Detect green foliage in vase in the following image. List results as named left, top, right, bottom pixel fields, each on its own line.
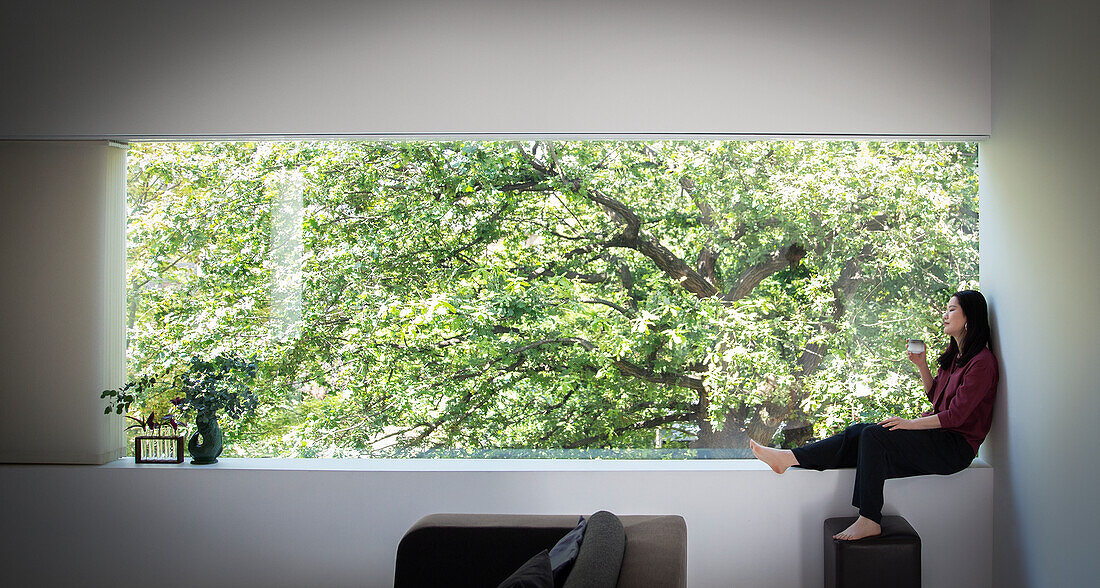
left=169, top=355, right=259, bottom=425
left=124, top=140, right=978, bottom=456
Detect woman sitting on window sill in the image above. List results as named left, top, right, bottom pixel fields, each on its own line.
left=750, top=289, right=998, bottom=541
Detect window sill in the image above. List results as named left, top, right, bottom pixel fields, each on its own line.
left=96, top=456, right=991, bottom=472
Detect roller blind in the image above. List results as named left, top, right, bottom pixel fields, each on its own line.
left=0, top=0, right=989, bottom=139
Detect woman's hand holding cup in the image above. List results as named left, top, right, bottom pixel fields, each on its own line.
left=906, top=339, right=927, bottom=367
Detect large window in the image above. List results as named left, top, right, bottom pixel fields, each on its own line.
left=125, top=140, right=978, bottom=457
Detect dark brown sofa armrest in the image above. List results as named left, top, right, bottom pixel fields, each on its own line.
left=616, top=515, right=688, bottom=588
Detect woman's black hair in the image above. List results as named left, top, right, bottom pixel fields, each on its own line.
left=937, top=289, right=993, bottom=371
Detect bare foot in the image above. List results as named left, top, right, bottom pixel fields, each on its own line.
left=749, top=439, right=798, bottom=474
left=833, top=516, right=882, bottom=541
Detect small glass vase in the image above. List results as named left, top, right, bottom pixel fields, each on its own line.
left=134, top=432, right=185, bottom=464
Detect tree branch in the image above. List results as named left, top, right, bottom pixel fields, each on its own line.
left=679, top=176, right=721, bottom=289
left=731, top=218, right=781, bottom=241
left=696, top=246, right=719, bottom=287
left=516, top=143, right=718, bottom=298
left=578, top=298, right=636, bottom=319
left=607, top=233, right=719, bottom=298
left=680, top=177, right=717, bottom=229
left=796, top=244, right=873, bottom=377
left=563, top=411, right=697, bottom=449
left=721, top=243, right=807, bottom=302
left=526, top=242, right=610, bottom=282
left=611, top=357, right=706, bottom=393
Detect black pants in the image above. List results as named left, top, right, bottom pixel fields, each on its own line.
left=791, top=423, right=975, bottom=524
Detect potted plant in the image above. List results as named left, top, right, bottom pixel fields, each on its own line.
left=102, top=354, right=259, bottom=465
left=129, top=411, right=185, bottom=463
left=169, top=354, right=259, bottom=465
left=102, top=375, right=186, bottom=463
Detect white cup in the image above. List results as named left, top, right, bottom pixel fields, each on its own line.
left=906, top=339, right=926, bottom=354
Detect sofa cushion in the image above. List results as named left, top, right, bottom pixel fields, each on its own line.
left=548, top=516, right=586, bottom=586
left=562, top=511, right=625, bottom=588
left=497, top=549, right=555, bottom=588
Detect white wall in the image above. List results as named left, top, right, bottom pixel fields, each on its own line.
left=0, top=1, right=1010, bottom=586
left=0, top=141, right=126, bottom=464
left=0, top=460, right=992, bottom=588
left=980, top=1, right=1100, bottom=586
left=0, top=0, right=994, bottom=467
left=0, top=0, right=989, bottom=139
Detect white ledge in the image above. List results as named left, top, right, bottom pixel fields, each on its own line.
left=3, top=456, right=994, bottom=588
left=90, top=456, right=991, bottom=472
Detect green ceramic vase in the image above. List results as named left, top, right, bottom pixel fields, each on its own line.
left=187, top=417, right=224, bottom=465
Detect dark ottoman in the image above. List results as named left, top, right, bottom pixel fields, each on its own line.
left=824, top=516, right=920, bottom=588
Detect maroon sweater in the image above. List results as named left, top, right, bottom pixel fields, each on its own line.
left=921, top=347, right=999, bottom=455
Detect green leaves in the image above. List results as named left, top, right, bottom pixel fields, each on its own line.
left=172, top=354, right=259, bottom=424
left=101, top=374, right=158, bottom=418
left=124, top=139, right=978, bottom=454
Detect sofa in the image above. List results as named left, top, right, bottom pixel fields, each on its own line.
left=394, top=512, right=688, bottom=588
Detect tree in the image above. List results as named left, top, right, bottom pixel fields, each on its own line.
left=125, top=140, right=978, bottom=457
